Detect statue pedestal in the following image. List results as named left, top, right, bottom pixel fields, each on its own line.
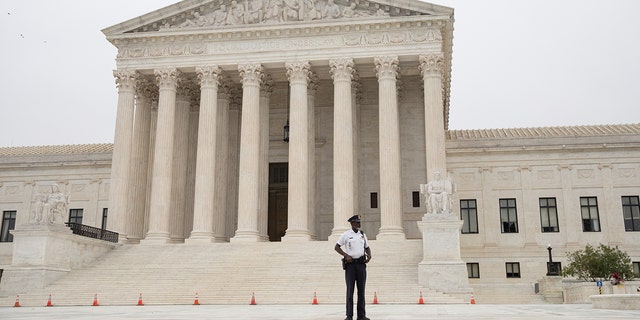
left=0, top=223, right=116, bottom=294
left=417, top=214, right=472, bottom=299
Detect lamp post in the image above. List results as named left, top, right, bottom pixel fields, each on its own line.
left=546, top=244, right=559, bottom=276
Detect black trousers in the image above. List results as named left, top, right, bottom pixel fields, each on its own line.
left=345, top=261, right=367, bottom=318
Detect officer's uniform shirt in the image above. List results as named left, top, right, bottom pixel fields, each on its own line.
left=336, top=229, right=369, bottom=259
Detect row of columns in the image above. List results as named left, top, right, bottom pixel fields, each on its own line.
left=107, top=53, right=446, bottom=243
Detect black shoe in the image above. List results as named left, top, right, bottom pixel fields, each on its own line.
left=345, top=317, right=353, bottom=320
left=357, top=317, right=370, bottom=320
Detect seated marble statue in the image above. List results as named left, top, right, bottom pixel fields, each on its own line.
left=42, top=184, right=69, bottom=225
left=420, top=172, right=453, bottom=214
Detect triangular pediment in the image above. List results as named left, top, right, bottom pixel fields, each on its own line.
left=102, top=0, right=453, bottom=36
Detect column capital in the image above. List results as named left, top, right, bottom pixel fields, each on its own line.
left=285, top=61, right=311, bottom=84
left=419, top=53, right=445, bottom=77
left=154, top=68, right=183, bottom=89
left=261, top=74, right=274, bottom=97
left=329, top=58, right=355, bottom=82
left=113, top=69, right=140, bottom=92
left=238, top=63, right=264, bottom=86
left=308, top=72, right=319, bottom=96
left=196, top=65, right=223, bottom=89
left=374, top=56, right=399, bottom=80
left=136, top=76, right=158, bottom=103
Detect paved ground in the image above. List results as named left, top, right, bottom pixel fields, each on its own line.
left=2, top=304, right=639, bottom=320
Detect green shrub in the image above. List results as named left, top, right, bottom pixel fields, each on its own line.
left=561, top=243, right=634, bottom=282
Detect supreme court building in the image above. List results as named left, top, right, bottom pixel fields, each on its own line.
left=1, top=0, right=639, bottom=305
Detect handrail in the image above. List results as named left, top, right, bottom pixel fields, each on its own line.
left=65, top=222, right=119, bottom=243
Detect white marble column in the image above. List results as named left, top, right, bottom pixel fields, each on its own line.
left=212, top=78, right=232, bottom=242
left=419, top=54, right=447, bottom=179
left=307, top=74, right=318, bottom=239
left=188, top=66, right=222, bottom=243
left=127, top=77, right=155, bottom=243
left=184, top=102, right=200, bottom=238
left=232, top=63, right=264, bottom=242
left=226, top=85, right=243, bottom=239
left=375, top=56, right=405, bottom=240
left=284, top=61, right=312, bottom=241
left=169, top=81, right=195, bottom=242
left=108, top=69, right=139, bottom=240
left=351, top=74, right=361, bottom=222
left=258, top=76, right=273, bottom=241
left=144, top=68, right=182, bottom=243
left=329, top=58, right=355, bottom=238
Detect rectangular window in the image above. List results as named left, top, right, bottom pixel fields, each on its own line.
left=506, top=262, right=521, bottom=278
left=633, top=261, right=640, bottom=278
left=412, top=191, right=420, bottom=208
left=68, top=209, right=83, bottom=225
left=622, top=196, right=640, bottom=231
left=539, top=197, right=559, bottom=232
left=460, top=199, right=478, bottom=234
left=370, top=192, right=378, bottom=209
left=580, top=197, right=600, bottom=232
left=467, top=263, right=480, bottom=278
left=101, top=208, right=108, bottom=230
left=500, top=198, right=518, bottom=233
left=1, top=211, right=17, bottom=242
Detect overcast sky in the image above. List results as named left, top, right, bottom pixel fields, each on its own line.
left=1, top=0, right=638, bottom=147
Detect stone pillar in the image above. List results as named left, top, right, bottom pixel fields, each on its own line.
left=419, top=54, right=447, bottom=178
left=374, top=56, right=405, bottom=240
left=284, top=61, right=312, bottom=241
left=184, top=101, right=200, bottom=238
left=144, top=68, right=182, bottom=243
left=213, top=79, right=233, bottom=242
left=169, top=80, right=194, bottom=242
left=226, top=85, right=243, bottom=239
left=107, top=70, right=138, bottom=239
left=258, top=76, right=273, bottom=241
left=308, top=74, right=318, bottom=239
left=232, top=63, right=264, bottom=242
left=188, top=66, right=222, bottom=243
left=351, top=74, right=361, bottom=221
left=329, top=58, right=355, bottom=239
left=417, top=214, right=472, bottom=299
left=127, top=77, right=155, bottom=243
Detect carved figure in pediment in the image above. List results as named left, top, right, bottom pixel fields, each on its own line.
left=265, top=0, right=285, bottom=22
left=245, top=0, right=265, bottom=24
left=210, top=4, right=229, bottom=26
left=342, top=2, right=356, bottom=18
left=283, top=0, right=300, bottom=21
left=302, top=0, right=320, bottom=20
left=227, top=0, right=246, bottom=25
left=322, top=0, right=341, bottom=19
left=179, top=11, right=208, bottom=28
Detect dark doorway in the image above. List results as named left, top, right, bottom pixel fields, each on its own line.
left=268, top=163, right=288, bottom=241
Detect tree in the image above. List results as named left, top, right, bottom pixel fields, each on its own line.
left=562, top=243, right=634, bottom=282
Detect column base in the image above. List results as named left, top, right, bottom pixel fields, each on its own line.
left=282, top=230, right=312, bottom=241
left=376, top=227, right=406, bottom=241
left=230, top=230, right=263, bottom=242
left=140, top=232, right=171, bottom=244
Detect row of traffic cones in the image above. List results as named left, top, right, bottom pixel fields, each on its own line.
left=12, top=291, right=474, bottom=307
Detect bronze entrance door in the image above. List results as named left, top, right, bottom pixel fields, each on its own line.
left=268, top=163, right=288, bottom=241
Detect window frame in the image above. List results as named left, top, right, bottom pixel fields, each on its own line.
left=622, top=196, right=640, bottom=232
left=580, top=196, right=601, bottom=232
left=1, top=210, right=17, bottom=242
left=539, top=197, right=559, bottom=233
left=499, top=198, right=519, bottom=233
left=505, top=262, right=521, bottom=278
left=68, top=208, right=84, bottom=225
left=460, top=199, right=479, bottom=234
left=467, top=262, right=480, bottom=278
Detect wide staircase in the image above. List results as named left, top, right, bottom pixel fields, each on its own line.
left=5, top=240, right=466, bottom=306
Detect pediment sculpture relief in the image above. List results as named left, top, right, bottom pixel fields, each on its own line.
left=158, top=0, right=392, bottom=31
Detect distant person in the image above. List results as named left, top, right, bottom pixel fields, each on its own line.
left=335, top=215, right=371, bottom=320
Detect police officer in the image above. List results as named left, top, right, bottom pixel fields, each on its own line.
left=334, top=215, right=371, bottom=320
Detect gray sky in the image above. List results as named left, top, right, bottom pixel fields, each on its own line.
left=1, top=0, right=638, bottom=147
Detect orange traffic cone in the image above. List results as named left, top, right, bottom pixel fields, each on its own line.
left=137, top=293, right=144, bottom=306
left=46, top=294, right=53, bottom=307
left=193, top=292, right=200, bottom=305
left=418, top=291, right=424, bottom=304
left=312, top=291, right=318, bottom=305
left=14, top=295, right=21, bottom=307
left=250, top=292, right=257, bottom=305
left=470, top=292, right=476, bottom=304
left=373, top=292, right=378, bottom=304
left=92, top=293, right=99, bottom=306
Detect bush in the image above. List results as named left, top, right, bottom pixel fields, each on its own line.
left=561, top=243, right=634, bottom=282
